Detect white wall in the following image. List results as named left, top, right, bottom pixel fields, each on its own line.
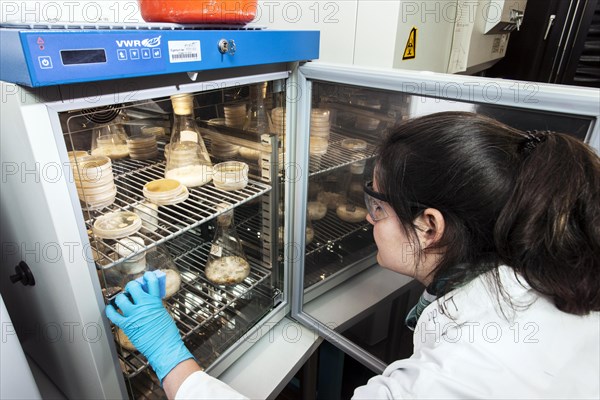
left=254, top=1, right=359, bottom=65
left=0, top=0, right=523, bottom=73
left=1, top=295, right=42, bottom=400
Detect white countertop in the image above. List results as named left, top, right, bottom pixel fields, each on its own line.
left=218, top=317, right=323, bottom=399
left=304, top=266, right=413, bottom=329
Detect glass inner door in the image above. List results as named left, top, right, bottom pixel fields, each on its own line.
left=301, top=78, right=595, bottom=369
left=60, top=80, right=287, bottom=398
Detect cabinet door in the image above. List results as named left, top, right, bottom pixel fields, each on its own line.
left=290, top=63, right=599, bottom=372
left=0, top=83, right=127, bottom=399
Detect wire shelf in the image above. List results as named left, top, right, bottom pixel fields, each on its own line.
left=117, top=230, right=272, bottom=380
left=306, top=209, right=371, bottom=257
left=309, top=132, right=377, bottom=176
left=78, top=157, right=271, bottom=270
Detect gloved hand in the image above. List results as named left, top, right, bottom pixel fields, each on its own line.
left=105, top=271, right=194, bottom=382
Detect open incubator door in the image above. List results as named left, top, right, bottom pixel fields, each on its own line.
left=288, top=63, right=599, bottom=373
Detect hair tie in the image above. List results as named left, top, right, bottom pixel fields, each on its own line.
left=521, top=130, right=549, bottom=154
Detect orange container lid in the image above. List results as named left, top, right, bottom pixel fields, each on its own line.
left=139, top=0, right=258, bottom=24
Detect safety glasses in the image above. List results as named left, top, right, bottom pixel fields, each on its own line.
left=363, top=180, right=390, bottom=221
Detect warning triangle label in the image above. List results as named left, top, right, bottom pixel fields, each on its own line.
left=403, top=27, right=417, bottom=60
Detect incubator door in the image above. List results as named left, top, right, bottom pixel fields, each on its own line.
left=290, top=64, right=599, bottom=373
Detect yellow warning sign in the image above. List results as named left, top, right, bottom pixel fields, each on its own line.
left=403, top=27, right=417, bottom=60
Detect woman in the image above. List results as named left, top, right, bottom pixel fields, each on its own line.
left=107, top=112, right=600, bottom=399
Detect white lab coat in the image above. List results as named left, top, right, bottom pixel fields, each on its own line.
left=176, top=265, right=600, bottom=399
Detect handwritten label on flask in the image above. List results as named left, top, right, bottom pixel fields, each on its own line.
left=180, top=130, right=199, bottom=143
left=210, top=244, right=223, bottom=257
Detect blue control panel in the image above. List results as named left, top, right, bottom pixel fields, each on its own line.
left=0, top=27, right=319, bottom=87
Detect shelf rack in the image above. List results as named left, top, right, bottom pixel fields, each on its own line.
left=117, top=230, right=273, bottom=380
left=306, top=211, right=370, bottom=257
left=308, top=132, right=377, bottom=176
left=76, top=157, right=271, bottom=270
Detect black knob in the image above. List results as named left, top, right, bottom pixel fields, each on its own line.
left=10, top=261, right=35, bottom=286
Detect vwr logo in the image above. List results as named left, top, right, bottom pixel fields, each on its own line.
left=116, top=36, right=161, bottom=48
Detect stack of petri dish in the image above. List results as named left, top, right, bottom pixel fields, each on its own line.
left=207, top=119, right=240, bottom=158
left=356, top=116, right=380, bottom=131
left=309, top=137, right=329, bottom=171
left=212, top=140, right=240, bottom=158
left=341, top=139, right=368, bottom=174
left=141, top=126, right=167, bottom=138
left=127, top=135, right=158, bottom=160
left=68, top=150, right=89, bottom=163
left=271, top=107, right=286, bottom=136
left=354, top=98, right=382, bottom=131
left=310, top=108, right=331, bottom=139
left=309, top=108, right=331, bottom=171
left=213, top=161, right=249, bottom=191
left=223, top=103, right=247, bottom=129
left=73, top=155, right=117, bottom=210
left=143, top=178, right=189, bottom=206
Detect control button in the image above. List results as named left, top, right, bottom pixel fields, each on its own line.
left=141, top=48, right=151, bottom=59
left=38, top=56, right=53, bottom=69
left=152, top=48, right=162, bottom=58
left=117, top=49, right=128, bottom=61
left=130, top=49, right=140, bottom=60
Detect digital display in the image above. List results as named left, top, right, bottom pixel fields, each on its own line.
left=60, top=49, right=106, bottom=65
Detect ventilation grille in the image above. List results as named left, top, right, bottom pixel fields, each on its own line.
left=573, top=2, right=600, bottom=87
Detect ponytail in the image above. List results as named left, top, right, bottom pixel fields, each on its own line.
left=376, top=112, right=599, bottom=315
left=495, top=132, right=600, bottom=315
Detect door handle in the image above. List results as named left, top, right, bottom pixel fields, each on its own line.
left=10, top=261, right=36, bottom=286
left=544, top=15, right=556, bottom=40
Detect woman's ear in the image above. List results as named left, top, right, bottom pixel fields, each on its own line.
left=414, top=208, right=445, bottom=249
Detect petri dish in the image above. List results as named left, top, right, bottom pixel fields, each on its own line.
left=152, top=185, right=189, bottom=206
left=92, top=211, right=142, bottom=239
left=143, top=179, right=183, bottom=200
left=68, top=150, right=89, bottom=162
left=341, top=139, right=368, bottom=151
left=309, top=137, right=329, bottom=155
left=311, top=108, right=330, bottom=121
left=213, top=161, right=249, bottom=191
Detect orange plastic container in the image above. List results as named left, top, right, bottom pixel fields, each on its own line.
left=139, top=0, right=258, bottom=24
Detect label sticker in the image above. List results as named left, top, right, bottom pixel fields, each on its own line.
left=210, top=244, right=222, bottom=257
left=403, top=27, right=417, bottom=60
left=168, top=40, right=201, bottom=63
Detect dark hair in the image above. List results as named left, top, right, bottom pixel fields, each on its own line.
left=375, top=111, right=600, bottom=315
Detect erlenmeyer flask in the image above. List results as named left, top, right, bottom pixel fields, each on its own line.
left=205, top=208, right=250, bottom=286
left=165, top=94, right=213, bottom=187
left=243, top=82, right=272, bottom=134
left=145, top=243, right=181, bottom=299
left=91, top=122, right=129, bottom=159
left=116, top=236, right=151, bottom=287
left=116, top=237, right=182, bottom=299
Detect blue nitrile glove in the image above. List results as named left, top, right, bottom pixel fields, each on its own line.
left=105, top=271, right=194, bottom=382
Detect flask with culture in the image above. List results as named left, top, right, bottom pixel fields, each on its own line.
left=205, top=208, right=251, bottom=286
left=91, top=117, right=130, bottom=160
left=165, top=94, right=213, bottom=187
left=243, top=82, right=272, bottom=134
left=116, top=237, right=182, bottom=299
